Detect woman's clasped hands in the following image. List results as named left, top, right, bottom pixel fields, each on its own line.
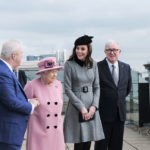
left=81, top=106, right=96, bottom=121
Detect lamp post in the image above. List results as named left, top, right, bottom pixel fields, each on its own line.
left=144, top=63, right=150, bottom=107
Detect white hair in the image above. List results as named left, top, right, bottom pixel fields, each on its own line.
left=105, top=40, right=120, bottom=49
left=1, top=40, right=22, bottom=58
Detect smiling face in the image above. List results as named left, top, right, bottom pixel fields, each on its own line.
left=75, top=45, right=88, bottom=61
left=105, top=43, right=121, bottom=64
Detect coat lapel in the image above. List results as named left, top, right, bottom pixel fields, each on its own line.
left=11, top=70, right=28, bottom=100
left=118, top=61, right=124, bottom=87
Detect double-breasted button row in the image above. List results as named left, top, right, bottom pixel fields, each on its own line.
left=46, top=114, right=58, bottom=117
left=47, top=102, right=58, bottom=105
left=46, top=100, right=59, bottom=130
left=46, top=126, right=58, bottom=129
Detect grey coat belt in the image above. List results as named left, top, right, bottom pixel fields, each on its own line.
left=72, top=86, right=92, bottom=93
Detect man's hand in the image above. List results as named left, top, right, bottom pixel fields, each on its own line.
left=29, top=98, right=40, bottom=108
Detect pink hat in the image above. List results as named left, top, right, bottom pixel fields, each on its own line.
left=36, top=57, right=63, bottom=75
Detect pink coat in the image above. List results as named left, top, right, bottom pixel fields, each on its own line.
left=24, top=78, right=65, bottom=150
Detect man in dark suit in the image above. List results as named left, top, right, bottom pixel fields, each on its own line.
left=18, top=70, right=27, bottom=88
left=0, top=40, right=39, bottom=150
left=95, top=40, right=132, bottom=150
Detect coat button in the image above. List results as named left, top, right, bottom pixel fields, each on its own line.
left=46, top=126, right=50, bottom=129
left=47, top=114, right=50, bottom=117
left=54, top=102, right=58, bottom=105
left=54, top=114, right=58, bottom=117
left=54, top=126, right=57, bottom=129
left=47, top=102, right=50, bottom=105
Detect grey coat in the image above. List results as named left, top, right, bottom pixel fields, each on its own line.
left=63, top=60, right=104, bottom=143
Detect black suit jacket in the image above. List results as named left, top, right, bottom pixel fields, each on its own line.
left=97, top=59, right=132, bottom=122
left=18, top=70, right=27, bottom=88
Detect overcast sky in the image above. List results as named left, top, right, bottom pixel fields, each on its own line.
left=0, top=0, right=150, bottom=72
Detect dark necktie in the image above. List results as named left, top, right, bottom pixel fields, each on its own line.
left=112, top=65, right=118, bottom=86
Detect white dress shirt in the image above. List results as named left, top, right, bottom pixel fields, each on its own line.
left=106, top=58, right=119, bottom=82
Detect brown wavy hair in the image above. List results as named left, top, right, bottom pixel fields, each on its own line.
left=68, top=44, right=93, bottom=69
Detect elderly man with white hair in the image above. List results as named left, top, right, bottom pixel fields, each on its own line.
left=0, top=40, right=39, bottom=150
left=95, top=40, right=132, bottom=150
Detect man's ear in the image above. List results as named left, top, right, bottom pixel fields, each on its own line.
left=11, top=53, right=16, bottom=60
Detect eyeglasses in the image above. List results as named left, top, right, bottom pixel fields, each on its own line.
left=105, top=49, right=120, bottom=53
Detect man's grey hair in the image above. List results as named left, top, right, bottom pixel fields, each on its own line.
left=1, top=40, right=22, bottom=58
left=105, top=40, right=120, bottom=50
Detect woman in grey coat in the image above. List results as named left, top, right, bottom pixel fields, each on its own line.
left=64, top=35, right=104, bottom=150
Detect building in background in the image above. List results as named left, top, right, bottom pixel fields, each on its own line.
left=26, top=55, right=39, bottom=61
left=26, top=49, right=67, bottom=65
left=56, top=49, right=67, bottom=65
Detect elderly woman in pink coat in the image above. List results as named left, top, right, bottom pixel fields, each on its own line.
left=24, top=57, right=65, bottom=150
